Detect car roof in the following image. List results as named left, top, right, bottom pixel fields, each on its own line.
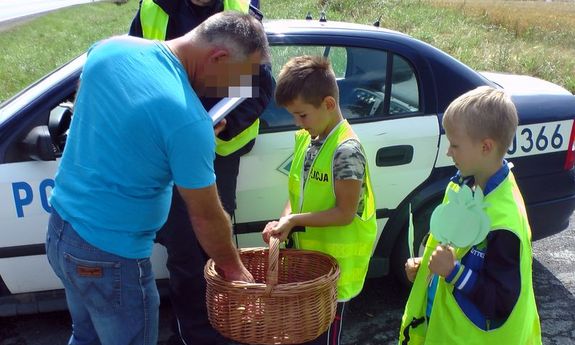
left=264, top=19, right=407, bottom=37
left=263, top=19, right=418, bottom=46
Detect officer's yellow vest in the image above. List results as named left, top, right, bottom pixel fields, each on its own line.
left=398, top=172, right=542, bottom=345
left=139, top=0, right=259, bottom=156
left=289, top=120, right=377, bottom=301
left=140, top=0, right=249, bottom=39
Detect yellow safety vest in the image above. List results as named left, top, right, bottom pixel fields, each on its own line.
left=289, top=120, right=377, bottom=301
left=140, top=0, right=249, bottom=40
left=398, top=172, right=542, bottom=345
left=139, top=0, right=259, bottom=156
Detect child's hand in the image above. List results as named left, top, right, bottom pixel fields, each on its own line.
left=268, top=215, right=295, bottom=242
left=405, top=257, right=422, bottom=282
left=262, top=221, right=279, bottom=244
left=428, top=244, right=456, bottom=278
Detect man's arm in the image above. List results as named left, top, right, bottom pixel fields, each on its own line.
left=177, top=184, right=253, bottom=282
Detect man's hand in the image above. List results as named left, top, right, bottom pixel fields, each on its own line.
left=221, top=264, right=255, bottom=283
left=178, top=184, right=253, bottom=283
left=214, top=118, right=227, bottom=136
left=428, top=244, right=456, bottom=278
left=405, top=257, right=422, bottom=283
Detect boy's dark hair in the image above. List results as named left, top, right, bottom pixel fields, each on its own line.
left=275, top=55, right=339, bottom=108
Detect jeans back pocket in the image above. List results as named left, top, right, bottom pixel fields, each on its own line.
left=64, top=252, right=122, bottom=314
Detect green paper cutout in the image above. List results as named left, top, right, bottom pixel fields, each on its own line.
left=408, top=203, right=414, bottom=258
left=430, top=185, right=491, bottom=248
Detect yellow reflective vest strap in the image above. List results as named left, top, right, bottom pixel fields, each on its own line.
left=223, top=0, right=249, bottom=12
left=215, top=119, right=260, bottom=156
left=140, top=0, right=249, bottom=41
left=289, top=120, right=377, bottom=301
left=398, top=171, right=542, bottom=345
left=140, top=0, right=169, bottom=40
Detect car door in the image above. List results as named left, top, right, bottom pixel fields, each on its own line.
left=233, top=40, right=441, bottom=251
left=0, top=56, right=170, bottom=296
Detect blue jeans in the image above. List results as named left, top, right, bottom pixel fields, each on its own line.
left=46, top=210, right=160, bottom=345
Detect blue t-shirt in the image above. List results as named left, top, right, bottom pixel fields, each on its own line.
left=51, top=36, right=215, bottom=259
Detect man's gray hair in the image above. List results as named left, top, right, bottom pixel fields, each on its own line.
left=194, top=11, right=269, bottom=61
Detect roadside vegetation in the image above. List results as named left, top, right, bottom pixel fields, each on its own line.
left=422, top=0, right=575, bottom=93
left=1, top=0, right=574, bottom=102
left=0, top=1, right=139, bottom=102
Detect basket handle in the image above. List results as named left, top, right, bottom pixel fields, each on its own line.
left=265, top=236, right=280, bottom=296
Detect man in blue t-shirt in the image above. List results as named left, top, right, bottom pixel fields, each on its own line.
left=46, top=12, right=269, bottom=345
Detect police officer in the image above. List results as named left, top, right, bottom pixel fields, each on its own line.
left=129, top=1, right=273, bottom=344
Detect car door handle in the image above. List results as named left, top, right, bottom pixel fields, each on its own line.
left=376, top=145, right=413, bottom=167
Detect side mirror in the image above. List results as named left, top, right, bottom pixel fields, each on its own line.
left=49, top=102, right=73, bottom=153
left=21, top=126, right=57, bottom=161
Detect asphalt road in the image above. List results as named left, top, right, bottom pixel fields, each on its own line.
left=0, top=0, right=102, bottom=23
left=1, top=212, right=574, bottom=345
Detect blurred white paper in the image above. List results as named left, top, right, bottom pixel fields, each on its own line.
left=208, top=97, right=246, bottom=125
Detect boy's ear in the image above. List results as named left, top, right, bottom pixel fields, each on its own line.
left=323, top=96, right=337, bottom=111
left=481, top=138, right=496, bottom=155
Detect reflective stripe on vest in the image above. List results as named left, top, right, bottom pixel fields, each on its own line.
left=140, top=0, right=169, bottom=40
left=140, top=0, right=250, bottom=40
left=288, top=120, right=377, bottom=301
left=139, top=0, right=257, bottom=156
left=215, top=118, right=259, bottom=156
left=398, top=172, right=541, bottom=345
left=223, top=0, right=249, bottom=12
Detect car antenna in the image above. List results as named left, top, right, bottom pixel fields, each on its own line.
left=306, top=11, right=313, bottom=20
left=319, top=1, right=328, bottom=22
left=373, top=15, right=382, bottom=27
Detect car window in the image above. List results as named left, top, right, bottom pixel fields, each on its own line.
left=269, top=46, right=347, bottom=78
left=260, top=46, right=420, bottom=131
left=260, top=45, right=347, bottom=130
left=389, top=54, right=419, bottom=115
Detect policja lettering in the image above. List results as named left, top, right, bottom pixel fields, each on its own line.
left=309, top=168, right=329, bottom=182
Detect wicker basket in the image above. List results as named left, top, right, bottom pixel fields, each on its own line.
left=204, top=237, right=340, bottom=345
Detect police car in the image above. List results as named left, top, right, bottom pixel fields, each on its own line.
left=1, top=19, right=575, bottom=316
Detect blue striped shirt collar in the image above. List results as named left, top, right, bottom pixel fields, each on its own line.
left=450, top=160, right=510, bottom=196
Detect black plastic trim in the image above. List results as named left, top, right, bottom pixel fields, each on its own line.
left=0, top=244, right=45, bottom=259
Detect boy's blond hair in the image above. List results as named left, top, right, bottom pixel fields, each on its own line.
left=443, top=86, right=518, bottom=157
left=275, top=55, right=339, bottom=108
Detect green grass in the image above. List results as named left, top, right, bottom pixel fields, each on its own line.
left=421, top=0, right=575, bottom=94
left=1, top=0, right=574, bottom=102
left=0, top=1, right=139, bottom=102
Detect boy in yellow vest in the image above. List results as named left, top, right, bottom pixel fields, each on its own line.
left=262, top=55, right=377, bottom=345
left=399, top=86, right=542, bottom=344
